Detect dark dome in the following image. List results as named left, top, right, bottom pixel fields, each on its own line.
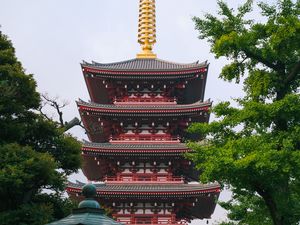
left=78, top=199, right=100, bottom=209
left=82, top=183, right=97, bottom=198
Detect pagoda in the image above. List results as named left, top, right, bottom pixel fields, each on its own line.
left=67, top=0, right=220, bottom=224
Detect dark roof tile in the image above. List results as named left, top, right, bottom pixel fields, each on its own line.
left=82, top=58, right=207, bottom=71
left=69, top=181, right=220, bottom=193
left=82, top=141, right=188, bottom=150
left=77, top=99, right=211, bottom=110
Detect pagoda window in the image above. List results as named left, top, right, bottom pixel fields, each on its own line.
left=136, top=209, right=143, bottom=214
left=145, top=209, right=152, bottom=214
left=157, top=169, right=167, bottom=174
left=136, top=169, right=144, bottom=174
left=141, top=130, right=150, bottom=134
left=124, top=209, right=131, bottom=214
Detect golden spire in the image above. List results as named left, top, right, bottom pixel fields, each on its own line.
left=137, top=0, right=157, bottom=59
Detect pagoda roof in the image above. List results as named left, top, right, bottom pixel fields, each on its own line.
left=68, top=181, right=220, bottom=198
left=82, top=58, right=207, bottom=73
left=83, top=141, right=188, bottom=150
left=48, top=183, right=122, bottom=225
left=47, top=208, right=121, bottom=225
left=82, top=141, right=191, bottom=156
left=77, top=100, right=211, bottom=115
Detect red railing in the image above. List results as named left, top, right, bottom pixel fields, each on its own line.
left=123, top=223, right=186, bottom=225
left=105, top=176, right=184, bottom=184
left=116, top=222, right=182, bottom=225
left=109, top=135, right=181, bottom=143
left=114, top=97, right=177, bottom=104
left=113, top=213, right=188, bottom=225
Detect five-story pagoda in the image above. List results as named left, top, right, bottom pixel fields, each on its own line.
left=67, top=0, right=220, bottom=224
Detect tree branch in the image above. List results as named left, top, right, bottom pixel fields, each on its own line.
left=243, top=48, right=284, bottom=73
left=39, top=94, right=86, bottom=133
left=285, top=60, right=300, bottom=84
left=63, top=117, right=84, bottom=132
left=41, top=94, right=68, bottom=127
left=38, top=106, right=52, bottom=121
left=254, top=182, right=281, bottom=225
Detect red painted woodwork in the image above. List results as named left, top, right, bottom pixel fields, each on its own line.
left=68, top=58, right=220, bottom=225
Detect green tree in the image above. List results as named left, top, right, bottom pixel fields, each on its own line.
left=0, top=30, right=81, bottom=224
left=189, top=1, right=300, bottom=225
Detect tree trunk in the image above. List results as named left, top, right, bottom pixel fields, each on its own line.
left=255, top=185, right=284, bottom=225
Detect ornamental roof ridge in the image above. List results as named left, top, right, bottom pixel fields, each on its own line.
left=81, top=58, right=208, bottom=71
left=77, top=99, right=212, bottom=110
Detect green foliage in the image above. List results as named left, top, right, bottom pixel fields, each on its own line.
left=0, top=144, right=61, bottom=210
left=0, top=203, right=53, bottom=225
left=19, top=115, right=82, bottom=175
left=219, top=192, right=273, bottom=225
left=0, top=30, right=81, bottom=223
left=34, top=193, right=77, bottom=220
left=191, top=1, right=300, bottom=225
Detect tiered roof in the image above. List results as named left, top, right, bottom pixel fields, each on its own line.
left=83, top=58, right=207, bottom=71
left=82, top=58, right=208, bottom=78
left=68, top=181, right=220, bottom=198
left=82, top=142, right=191, bottom=156
left=70, top=0, right=220, bottom=222
left=77, top=99, right=211, bottom=116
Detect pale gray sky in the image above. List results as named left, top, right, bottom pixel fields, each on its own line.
left=0, top=0, right=265, bottom=224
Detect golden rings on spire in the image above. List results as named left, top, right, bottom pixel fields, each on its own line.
left=137, top=0, right=157, bottom=59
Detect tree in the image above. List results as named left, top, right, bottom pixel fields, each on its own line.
left=189, top=1, right=300, bottom=225
left=0, top=30, right=81, bottom=224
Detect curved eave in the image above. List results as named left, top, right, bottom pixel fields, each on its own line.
left=82, top=65, right=208, bottom=76
left=46, top=210, right=122, bottom=225
left=67, top=184, right=221, bottom=198
left=82, top=147, right=192, bottom=156
left=82, top=142, right=190, bottom=155
left=77, top=101, right=211, bottom=115
left=81, top=58, right=208, bottom=77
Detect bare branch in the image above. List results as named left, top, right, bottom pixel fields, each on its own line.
left=41, top=93, right=69, bottom=127
left=39, top=94, right=85, bottom=133
left=38, top=106, right=52, bottom=121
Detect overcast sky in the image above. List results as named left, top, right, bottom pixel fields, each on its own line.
left=0, top=0, right=270, bottom=224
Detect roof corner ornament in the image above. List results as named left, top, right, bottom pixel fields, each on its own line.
left=137, top=0, right=157, bottom=59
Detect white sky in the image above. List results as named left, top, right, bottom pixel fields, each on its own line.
left=0, top=0, right=267, bottom=224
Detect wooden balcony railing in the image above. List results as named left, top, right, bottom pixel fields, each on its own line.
left=109, top=135, right=181, bottom=143
left=113, top=213, right=184, bottom=225
left=105, top=176, right=184, bottom=184
left=114, top=97, right=177, bottom=105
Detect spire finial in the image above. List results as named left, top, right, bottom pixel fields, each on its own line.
left=137, top=0, right=157, bottom=59
left=78, top=184, right=100, bottom=209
